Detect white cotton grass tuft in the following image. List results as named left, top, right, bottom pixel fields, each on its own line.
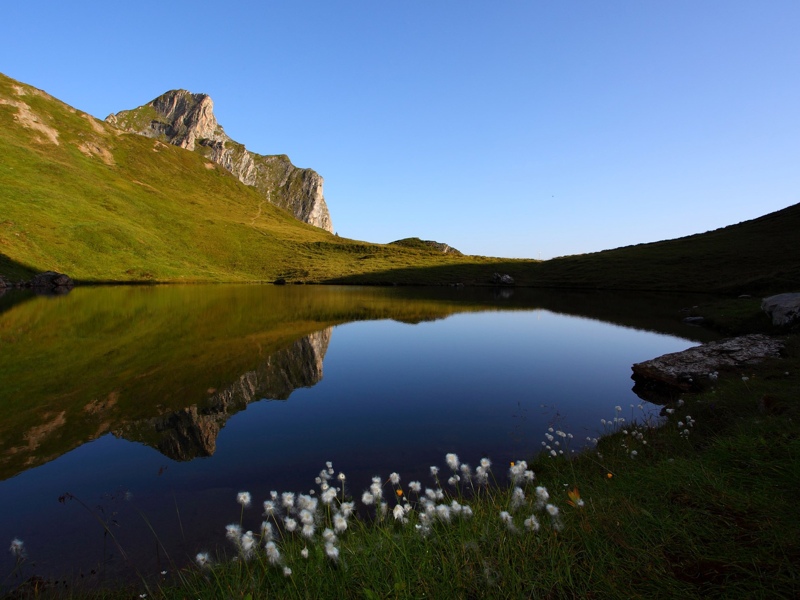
left=389, top=472, right=401, bottom=485
left=281, top=492, right=295, bottom=510
left=408, top=481, right=422, bottom=494
left=534, top=486, right=550, bottom=510
left=509, top=460, right=529, bottom=484
left=392, top=504, right=407, bottom=523
left=510, top=487, right=526, bottom=512
left=302, top=523, right=315, bottom=539
left=322, top=528, right=337, bottom=544
left=265, top=541, right=281, bottom=566
left=283, top=566, right=292, bottom=577
left=301, top=546, right=309, bottom=559
left=284, top=517, right=298, bottom=533
left=445, top=453, right=460, bottom=471
left=261, top=521, right=274, bottom=542
left=362, top=491, right=375, bottom=505
left=435, top=504, right=452, bottom=523
left=236, top=491, right=251, bottom=507
left=524, top=515, right=541, bottom=532
left=225, top=524, right=242, bottom=542
left=333, top=512, right=348, bottom=533
left=500, top=511, right=516, bottom=532
left=321, top=487, right=337, bottom=505
left=195, top=552, right=211, bottom=568
left=263, top=500, right=278, bottom=517
left=325, top=542, right=340, bottom=562
left=240, top=530, right=256, bottom=559
left=9, top=538, right=25, bottom=558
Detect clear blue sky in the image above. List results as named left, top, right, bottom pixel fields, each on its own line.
left=2, top=1, right=798, bottom=258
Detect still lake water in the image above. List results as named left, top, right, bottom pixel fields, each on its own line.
left=0, top=284, right=717, bottom=587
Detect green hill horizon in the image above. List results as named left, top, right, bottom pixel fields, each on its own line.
left=1, top=72, right=798, bottom=295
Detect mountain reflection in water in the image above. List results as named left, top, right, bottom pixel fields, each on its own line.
left=116, top=328, right=332, bottom=461
left=0, top=284, right=718, bottom=588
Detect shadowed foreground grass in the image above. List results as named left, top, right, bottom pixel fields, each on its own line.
left=6, top=326, right=797, bottom=599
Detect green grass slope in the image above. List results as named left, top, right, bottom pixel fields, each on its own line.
left=329, top=203, right=800, bottom=294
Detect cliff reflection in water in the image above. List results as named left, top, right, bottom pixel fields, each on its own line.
left=0, top=283, right=718, bottom=482
left=116, top=328, right=332, bottom=461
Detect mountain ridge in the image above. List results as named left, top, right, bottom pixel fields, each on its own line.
left=106, top=89, right=333, bottom=232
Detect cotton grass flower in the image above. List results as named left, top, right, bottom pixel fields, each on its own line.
left=446, top=453, right=460, bottom=471
left=392, top=504, right=408, bottom=524
left=283, top=566, right=292, bottom=577
left=284, top=517, right=298, bottom=533
left=265, top=541, right=281, bottom=566
left=389, top=472, right=401, bottom=485
left=301, top=546, right=309, bottom=559
left=195, top=552, right=211, bottom=568
left=240, top=530, right=256, bottom=559
left=9, top=538, right=24, bottom=558
left=301, top=523, right=315, bottom=539
left=281, top=492, right=295, bottom=510
left=435, top=504, right=452, bottom=523
left=263, top=500, right=277, bottom=517
left=236, top=491, right=251, bottom=507
left=333, top=512, right=348, bottom=533
left=325, top=542, right=340, bottom=562
left=225, top=523, right=242, bottom=542
left=534, top=486, right=550, bottom=509
left=321, top=487, right=337, bottom=505
left=261, top=521, right=274, bottom=542
left=524, top=515, right=541, bottom=532
left=322, top=528, right=337, bottom=544
left=361, top=491, right=375, bottom=505
left=408, top=481, right=421, bottom=494
left=510, top=486, right=526, bottom=511
left=500, top=511, right=516, bottom=532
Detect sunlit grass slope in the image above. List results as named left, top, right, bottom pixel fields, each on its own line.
left=0, top=73, right=503, bottom=284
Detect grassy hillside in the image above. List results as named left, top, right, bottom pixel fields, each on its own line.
left=0, top=73, right=501, bottom=284
left=1, top=71, right=798, bottom=294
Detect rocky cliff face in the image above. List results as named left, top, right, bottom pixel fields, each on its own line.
left=105, top=90, right=334, bottom=232
left=114, top=327, right=333, bottom=461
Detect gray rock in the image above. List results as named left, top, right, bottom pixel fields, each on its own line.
left=106, top=91, right=334, bottom=233
left=761, top=292, right=800, bottom=326
left=30, top=271, right=74, bottom=289
left=492, top=273, right=515, bottom=286
left=631, top=334, right=784, bottom=393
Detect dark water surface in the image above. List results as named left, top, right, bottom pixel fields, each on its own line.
left=0, top=285, right=717, bottom=588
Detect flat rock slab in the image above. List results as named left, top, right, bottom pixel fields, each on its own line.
left=632, top=334, right=784, bottom=393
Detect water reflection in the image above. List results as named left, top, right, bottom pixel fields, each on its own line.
left=116, top=328, right=332, bottom=461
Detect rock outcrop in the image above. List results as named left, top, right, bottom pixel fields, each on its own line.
left=105, top=90, right=333, bottom=233
left=762, top=293, right=800, bottom=327
left=631, top=334, right=784, bottom=401
left=114, top=327, right=333, bottom=461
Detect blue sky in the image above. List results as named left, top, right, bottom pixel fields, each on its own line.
left=2, top=1, right=798, bottom=258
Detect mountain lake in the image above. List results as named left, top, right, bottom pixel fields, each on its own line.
left=0, top=284, right=719, bottom=589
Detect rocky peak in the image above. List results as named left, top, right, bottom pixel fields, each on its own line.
left=105, top=90, right=334, bottom=232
